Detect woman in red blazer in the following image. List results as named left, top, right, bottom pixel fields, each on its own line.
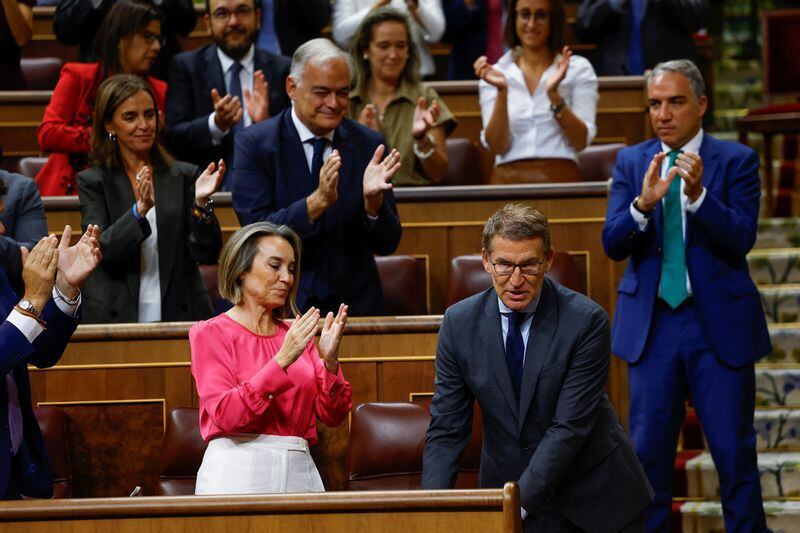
left=36, top=1, right=167, bottom=196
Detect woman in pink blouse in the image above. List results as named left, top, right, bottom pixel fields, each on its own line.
left=189, top=222, right=352, bottom=495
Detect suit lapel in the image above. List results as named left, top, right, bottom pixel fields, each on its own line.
left=333, top=122, right=353, bottom=192
left=254, top=49, right=272, bottom=76
left=280, top=111, right=316, bottom=196
left=687, top=134, right=720, bottom=242
left=203, top=45, right=226, bottom=96
left=106, top=167, right=141, bottom=301
left=518, top=280, right=557, bottom=432
left=479, top=291, right=519, bottom=420
left=153, top=164, right=182, bottom=300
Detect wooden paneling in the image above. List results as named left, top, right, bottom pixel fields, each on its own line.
left=0, top=486, right=522, bottom=533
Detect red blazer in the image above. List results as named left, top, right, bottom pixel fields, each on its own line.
left=36, top=63, right=167, bottom=196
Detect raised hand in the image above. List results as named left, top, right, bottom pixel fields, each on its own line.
left=275, top=307, right=321, bottom=369
left=363, top=145, right=401, bottom=216
left=546, top=46, right=572, bottom=97
left=474, top=55, right=507, bottom=91
left=195, top=159, right=226, bottom=205
left=319, top=150, right=342, bottom=206
left=358, top=104, right=380, bottom=132
left=21, top=235, right=59, bottom=311
left=210, top=89, right=244, bottom=131
left=638, top=152, right=677, bottom=212
left=245, top=70, right=269, bottom=123
left=318, top=304, right=348, bottom=373
left=412, top=97, right=440, bottom=139
left=135, top=165, right=155, bottom=216
left=56, top=225, right=101, bottom=298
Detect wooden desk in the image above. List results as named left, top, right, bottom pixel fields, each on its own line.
left=0, top=486, right=522, bottom=533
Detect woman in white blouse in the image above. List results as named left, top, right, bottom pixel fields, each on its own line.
left=475, top=0, right=598, bottom=184
left=333, top=0, right=444, bottom=78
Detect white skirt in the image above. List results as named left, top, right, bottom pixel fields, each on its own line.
left=194, top=434, right=325, bottom=495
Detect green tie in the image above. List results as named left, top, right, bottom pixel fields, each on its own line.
left=659, top=149, right=688, bottom=309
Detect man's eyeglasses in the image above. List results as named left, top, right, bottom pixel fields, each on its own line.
left=516, top=9, right=550, bottom=24
left=211, top=5, right=255, bottom=21
left=487, top=257, right=547, bottom=277
left=139, top=30, right=165, bottom=46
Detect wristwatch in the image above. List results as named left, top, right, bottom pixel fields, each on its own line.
left=17, top=299, right=43, bottom=320
left=550, top=100, right=567, bottom=119
left=632, top=196, right=653, bottom=218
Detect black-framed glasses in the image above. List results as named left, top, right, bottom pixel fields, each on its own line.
left=139, top=30, right=165, bottom=46
left=487, top=257, right=547, bottom=277
left=516, top=8, right=550, bottom=24
left=211, top=5, right=255, bottom=21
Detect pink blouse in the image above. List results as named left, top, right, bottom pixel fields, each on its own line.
left=189, top=313, right=353, bottom=444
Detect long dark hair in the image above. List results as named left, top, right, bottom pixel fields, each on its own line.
left=90, top=74, right=172, bottom=170
left=503, top=0, right=565, bottom=54
left=350, top=7, right=419, bottom=93
left=92, top=0, right=164, bottom=74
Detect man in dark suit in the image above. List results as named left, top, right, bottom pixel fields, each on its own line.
left=0, top=171, right=47, bottom=295
left=574, top=0, right=708, bottom=75
left=255, top=0, right=331, bottom=57
left=423, top=204, right=652, bottom=532
left=230, top=38, right=402, bottom=316
left=165, top=0, right=291, bottom=171
left=0, top=224, right=101, bottom=499
left=602, top=60, right=769, bottom=532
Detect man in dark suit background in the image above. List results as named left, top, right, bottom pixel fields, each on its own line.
left=165, top=0, right=291, bottom=171
left=0, top=171, right=47, bottom=295
left=422, top=204, right=652, bottom=532
left=254, top=0, right=331, bottom=57
left=602, top=60, right=769, bottom=531
left=574, top=0, right=708, bottom=75
left=1, top=224, right=101, bottom=499
left=230, top=38, right=402, bottom=316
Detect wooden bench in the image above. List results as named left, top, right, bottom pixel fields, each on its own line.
left=0, top=486, right=522, bottom=532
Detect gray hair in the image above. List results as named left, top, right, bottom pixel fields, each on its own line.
left=482, top=203, right=552, bottom=253
left=290, top=38, right=351, bottom=87
left=646, top=59, right=706, bottom=101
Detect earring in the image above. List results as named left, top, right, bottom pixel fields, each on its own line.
left=108, top=132, right=117, bottom=143
left=363, top=54, right=368, bottom=60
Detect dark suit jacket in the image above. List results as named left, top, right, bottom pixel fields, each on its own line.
left=422, top=281, right=653, bottom=532
left=0, top=266, right=79, bottom=499
left=272, top=0, right=331, bottom=57
left=574, top=0, right=708, bottom=75
left=602, top=134, right=771, bottom=367
left=164, top=45, right=291, bottom=170
left=441, top=0, right=487, bottom=79
left=230, top=109, right=402, bottom=316
left=0, top=171, right=47, bottom=295
left=77, top=161, right=222, bottom=324
left=52, top=0, right=196, bottom=79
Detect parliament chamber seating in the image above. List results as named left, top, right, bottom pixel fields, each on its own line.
left=445, top=252, right=584, bottom=308
left=347, top=401, right=482, bottom=490
left=576, top=142, right=626, bottom=182
left=33, top=405, right=72, bottom=499
left=21, top=57, right=63, bottom=91
left=155, top=407, right=207, bottom=496
left=441, top=138, right=490, bottom=186
left=17, top=156, right=47, bottom=179
left=375, top=255, right=428, bottom=315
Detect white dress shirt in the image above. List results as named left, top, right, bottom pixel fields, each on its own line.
left=629, top=128, right=707, bottom=296
left=138, top=207, right=162, bottom=322
left=290, top=106, right=335, bottom=172
left=479, top=50, right=599, bottom=166
left=332, top=0, right=445, bottom=77
left=208, top=46, right=257, bottom=144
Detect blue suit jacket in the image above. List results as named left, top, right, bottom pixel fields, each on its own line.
left=422, top=281, right=652, bottom=532
left=229, top=109, right=402, bottom=315
left=0, top=170, right=47, bottom=295
left=602, top=134, right=771, bottom=367
left=0, top=268, right=78, bottom=498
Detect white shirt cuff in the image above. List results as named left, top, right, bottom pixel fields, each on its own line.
left=53, top=284, right=81, bottom=318
left=7, top=309, right=44, bottom=343
left=208, top=113, right=227, bottom=146
left=520, top=507, right=527, bottom=520
left=686, top=187, right=707, bottom=214
left=629, top=202, right=650, bottom=232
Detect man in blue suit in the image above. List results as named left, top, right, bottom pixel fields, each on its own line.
left=0, top=223, right=101, bottom=499
left=602, top=59, right=770, bottom=532
left=230, top=38, right=402, bottom=316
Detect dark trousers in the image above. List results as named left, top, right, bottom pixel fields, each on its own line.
left=628, top=302, right=766, bottom=532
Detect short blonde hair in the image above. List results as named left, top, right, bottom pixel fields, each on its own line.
left=218, top=222, right=302, bottom=319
